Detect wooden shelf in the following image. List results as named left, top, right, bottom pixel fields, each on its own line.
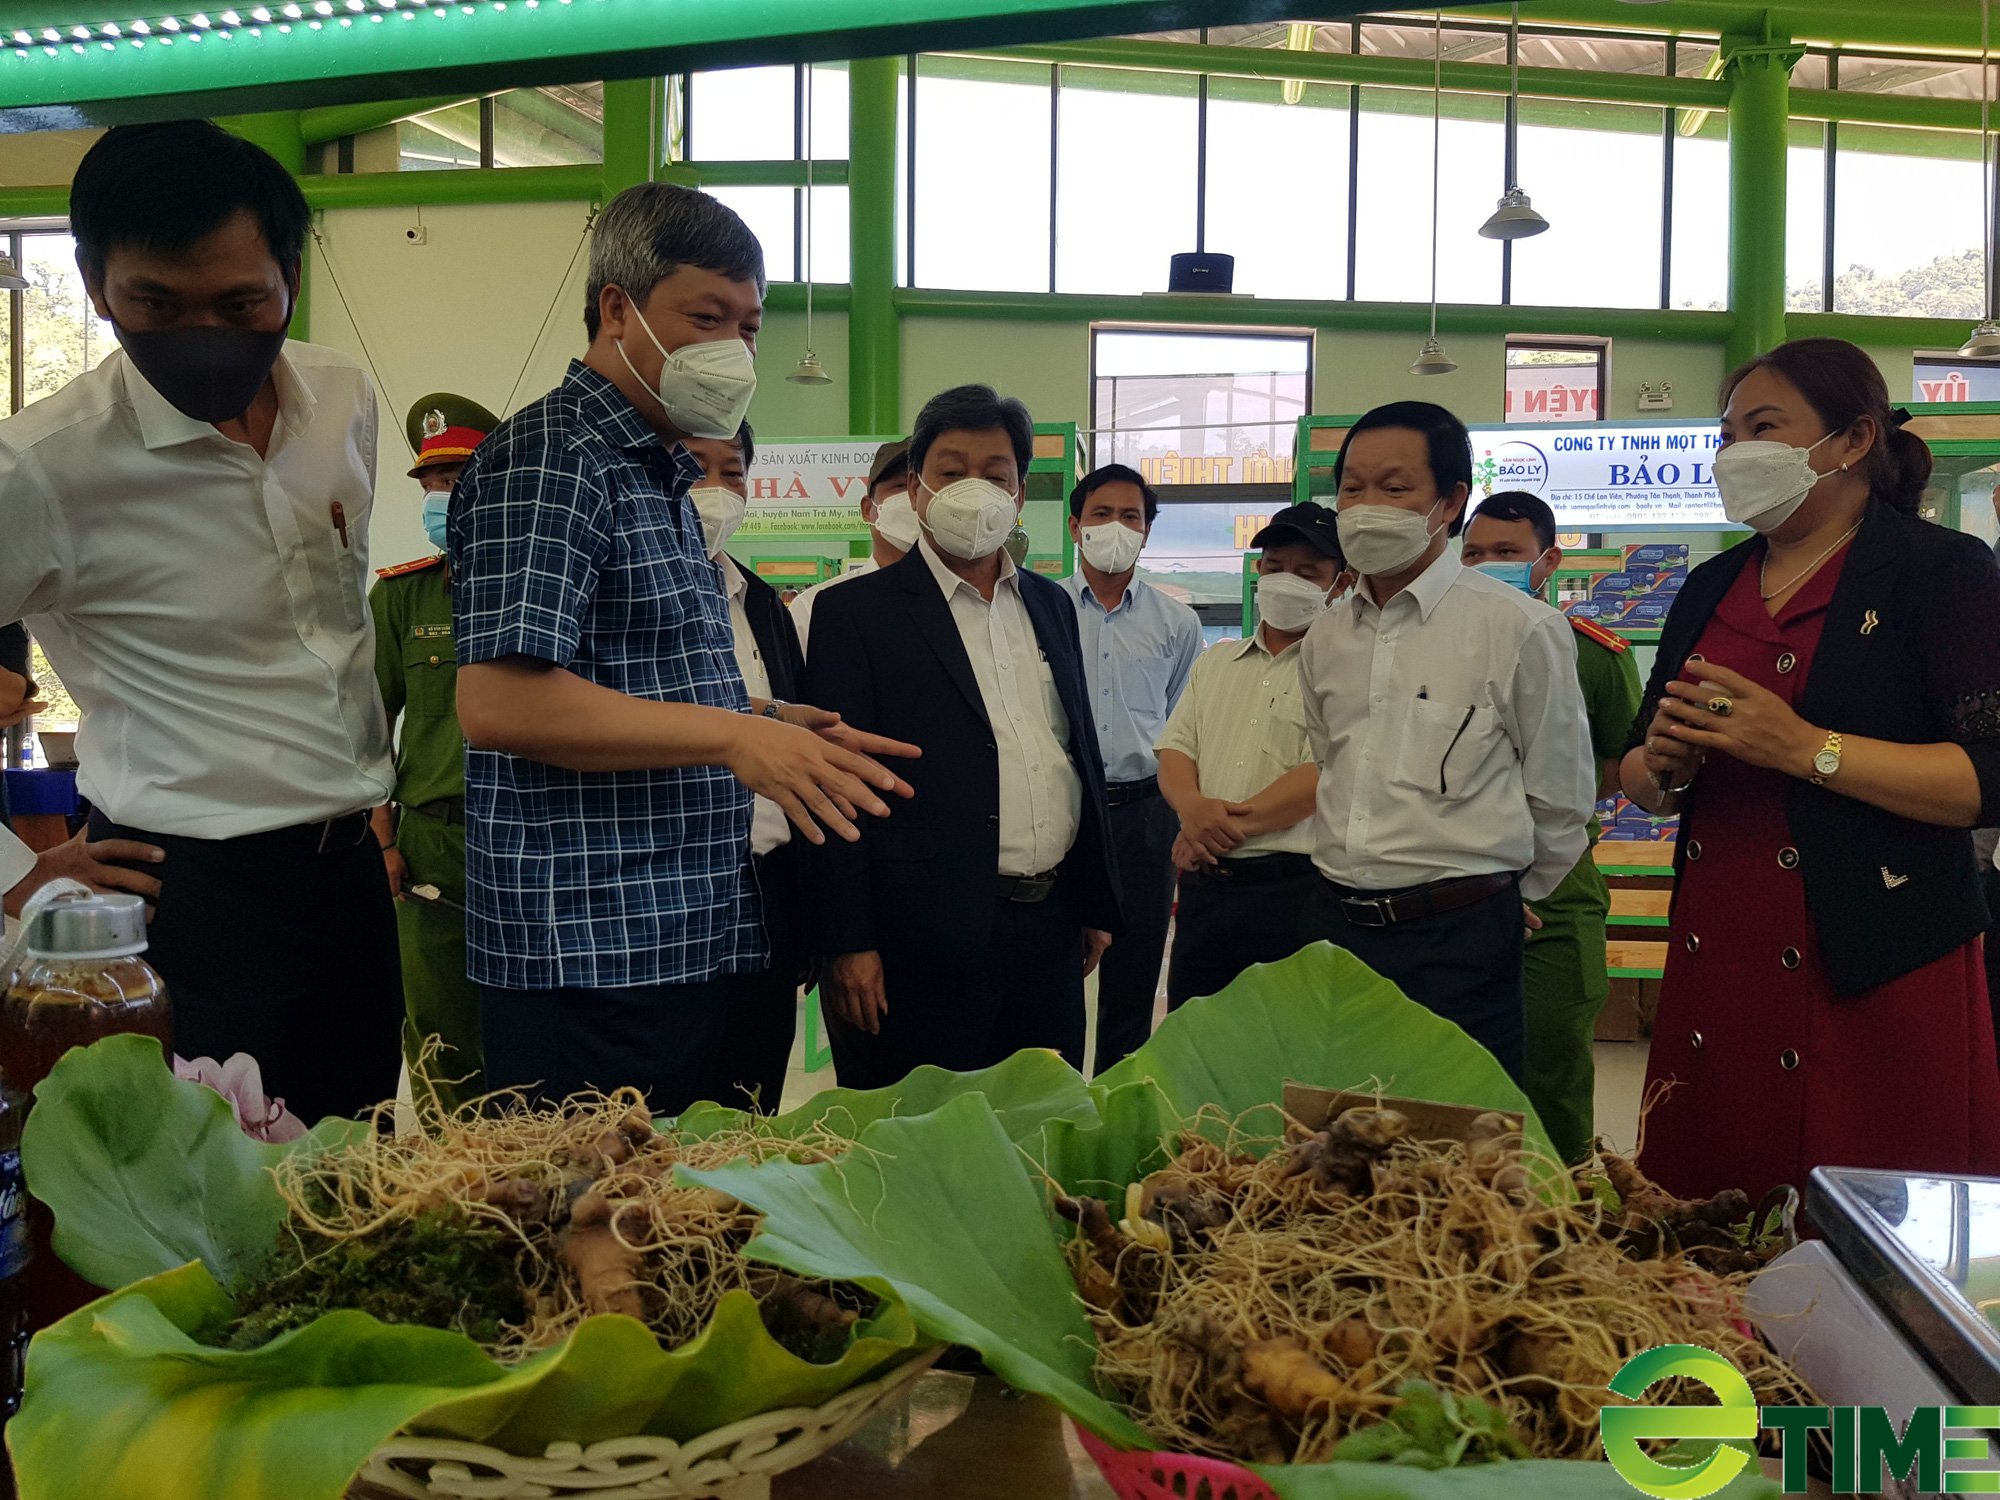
left=1594, top=841, right=1676, bottom=877
left=1609, top=889, right=1671, bottom=926
left=1607, top=939, right=1668, bottom=979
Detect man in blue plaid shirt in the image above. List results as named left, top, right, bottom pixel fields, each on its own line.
left=451, top=184, right=915, bottom=1112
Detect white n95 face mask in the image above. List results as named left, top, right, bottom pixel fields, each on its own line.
left=1079, top=522, right=1146, bottom=575
left=1256, top=571, right=1334, bottom=633
left=870, top=492, right=921, bottom=549
left=689, top=485, right=747, bottom=558
left=616, top=304, right=757, bottom=439
left=1711, top=431, right=1841, bottom=535
left=920, top=477, right=1018, bottom=560
left=1336, top=500, right=1442, bottom=577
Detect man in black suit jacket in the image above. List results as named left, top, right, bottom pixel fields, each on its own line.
left=688, top=424, right=810, bottom=1110
left=805, top=386, right=1121, bottom=1088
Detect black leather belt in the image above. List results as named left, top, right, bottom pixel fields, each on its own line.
left=246, top=810, right=377, bottom=855
left=1325, top=871, right=1517, bottom=928
left=1192, top=852, right=1316, bottom=884
left=402, top=796, right=467, bottom=825
left=995, top=869, right=1062, bottom=904
left=1105, top=776, right=1160, bottom=807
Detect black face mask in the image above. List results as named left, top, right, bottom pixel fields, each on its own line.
left=113, top=319, right=290, bottom=426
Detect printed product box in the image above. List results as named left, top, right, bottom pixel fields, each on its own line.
left=1625, top=543, right=1690, bottom=572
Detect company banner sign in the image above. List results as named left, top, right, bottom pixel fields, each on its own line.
left=1472, top=423, right=1726, bottom=529
left=742, top=439, right=891, bottom=535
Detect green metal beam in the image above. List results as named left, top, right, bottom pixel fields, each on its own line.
left=600, top=75, right=660, bottom=197
left=0, top=184, right=73, bottom=218
left=299, top=95, right=481, bottom=146
left=893, top=288, right=1736, bottom=344
left=1785, top=311, right=1977, bottom=348
left=0, top=0, right=1460, bottom=130
left=847, top=55, right=898, bottom=434
left=982, top=38, right=1730, bottom=111
left=299, top=162, right=603, bottom=208
left=1724, top=40, right=1799, bottom=371
left=697, top=159, right=851, bottom=188
left=1788, top=88, right=1982, bottom=133
left=1474, top=2, right=1981, bottom=51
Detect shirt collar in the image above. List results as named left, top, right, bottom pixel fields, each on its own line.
left=718, top=552, right=747, bottom=602
left=1233, top=625, right=1301, bottom=661
left=123, top=343, right=317, bottom=452
left=1349, top=546, right=1463, bottom=624
left=562, top=359, right=704, bottom=491
left=918, top=533, right=1018, bottom=602
left=1065, top=568, right=1138, bottom=614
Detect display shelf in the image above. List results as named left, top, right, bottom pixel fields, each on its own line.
left=1607, top=939, right=1668, bottom=980
left=1593, top=842, right=1675, bottom=875
left=1608, top=889, right=1671, bottom=927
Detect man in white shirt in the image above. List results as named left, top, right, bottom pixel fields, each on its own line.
left=686, top=422, right=809, bottom=1110
left=1157, top=504, right=1347, bottom=1009
left=788, top=439, right=918, bottom=656
left=1297, top=402, right=1594, bottom=1083
left=0, top=122, right=402, bottom=1122
left=805, top=386, right=1121, bottom=1087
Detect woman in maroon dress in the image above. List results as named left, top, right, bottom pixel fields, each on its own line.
left=1620, top=337, right=2000, bottom=1208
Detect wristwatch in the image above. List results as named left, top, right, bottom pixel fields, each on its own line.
left=760, top=699, right=788, bottom=721
left=1809, top=731, right=1843, bottom=786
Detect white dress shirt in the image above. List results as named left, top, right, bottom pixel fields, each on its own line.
left=719, top=554, right=792, bottom=859
left=788, top=558, right=878, bottom=657
left=1156, top=626, right=1316, bottom=858
left=916, top=536, right=1082, bottom=877
left=0, top=824, right=30, bottom=898
left=1298, top=550, right=1593, bottom=902
left=0, top=344, right=392, bottom=839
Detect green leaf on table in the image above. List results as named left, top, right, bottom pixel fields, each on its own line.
left=1095, top=944, right=1559, bottom=1168
left=675, top=1046, right=1098, bottom=1147
left=683, top=1091, right=1150, bottom=1448
left=20, top=1032, right=365, bottom=1292
left=1024, top=1076, right=1177, bottom=1199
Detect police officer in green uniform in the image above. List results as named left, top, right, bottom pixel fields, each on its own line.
left=1463, top=493, right=1643, bottom=1162
left=368, top=393, right=498, bottom=1108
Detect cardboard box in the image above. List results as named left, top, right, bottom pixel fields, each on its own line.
left=1598, top=979, right=1644, bottom=1041
left=1282, top=1083, right=1524, bottom=1143
left=1625, top=543, right=1689, bottom=571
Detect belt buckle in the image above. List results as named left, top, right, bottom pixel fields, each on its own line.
left=1342, top=896, right=1394, bottom=928
left=317, top=813, right=367, bottom=854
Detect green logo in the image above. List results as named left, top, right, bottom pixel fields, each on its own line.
left=1601, top=1345, right=1758, bottom=1500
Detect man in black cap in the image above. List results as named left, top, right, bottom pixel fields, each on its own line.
left=1157, top=503, right=1351, bottom=1007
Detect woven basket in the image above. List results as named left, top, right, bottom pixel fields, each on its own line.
left=352, top=1348, right=940, bottom=1500
left=1074, top=1425, right=1277, bottom=1500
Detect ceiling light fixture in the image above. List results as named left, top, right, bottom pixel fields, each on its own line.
left=1480, top=3, right=1549, bottom=239
left=790, top=67, right=833, bottom=387
left=1964, top=0, right=2000, bottom=359
left=1412, top=9, right=1458, bottom=376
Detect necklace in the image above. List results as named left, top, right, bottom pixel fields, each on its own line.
left=1759, top=519, right=1863, bottom=602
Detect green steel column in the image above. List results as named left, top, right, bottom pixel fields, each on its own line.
left=848, top=56, right=900, bottom=435
left=601, top=77, right=663, bottom=198
left=1722, top=40, right=1801, bottom=370
left=219, top=112, right=312, bottom=337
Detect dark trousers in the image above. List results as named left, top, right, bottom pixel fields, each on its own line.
left=1092, top=792, right=1178, bottom=1073
left=1167, top=854, right=1319, bottom=1010
left=829, top=883, right=1086, bottom=1091
left=1301, top=875, right=1528, bottom=1083
left=710, top=850, right=803, bottom=1112
left=87, top=811, right=403, bottom=1125
left=481, top=977, right=728, bottom=1117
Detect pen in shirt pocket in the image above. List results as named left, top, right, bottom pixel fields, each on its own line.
left=330, top=501, right=350, bottom=549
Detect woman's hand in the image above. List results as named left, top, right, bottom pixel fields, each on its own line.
left=1638, top=699, right=1705, bottom=792
left=1656, top=663, right=1821, bottom=776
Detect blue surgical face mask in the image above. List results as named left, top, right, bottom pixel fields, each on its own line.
left=422, top=491, right=451, bottom=550
left=1472, top=548, right=1549, bottom=595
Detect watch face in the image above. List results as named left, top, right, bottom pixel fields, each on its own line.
left=1814, top=749, right=1840, bottom=776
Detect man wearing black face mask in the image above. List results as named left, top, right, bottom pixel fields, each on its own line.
left=0, top=121, right=401, bottom=1125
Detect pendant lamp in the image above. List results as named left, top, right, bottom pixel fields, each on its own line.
left=1412, top=9, right=1458, bottom=376
left=788, top=66, right=834, bottom=386
left=1480, top=5, right=1550, bottom=240
left=1966, top=0, right=2000, bottom=359
left=0, top=256, right=27, bottom=292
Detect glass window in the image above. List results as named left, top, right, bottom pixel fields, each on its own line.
left=1505, top=340, right=1604, bottom=424
left=1203, top=80, right=1350, bottom=301
left=22, top=232, right=114, bottom=409
left=913, top=57, right=1053, bottom=292
left=1837, top=55, right=1985, bottom=101
left=1519, top=32, right=1667, bottom=76
left=1353, top=89, right=1504, bottom=305
left=806, top=186, right=850, bottom=285
left=1833, top=127, right=1983, bottom=320
left=1208, top=21, right=1352, bottom=50
left=1360, top=21, right=1505, bottom=63
left=706, top=186, right=798, bottom=280
left=1786, top=128, right=1826, bottom=312
left=491, top=85, right=605, bottom=167
left=397, top=110, right=480, bottom=171
left=689, top=66, right=797, bottom=160
left=1055, top=68, right=1199, bottom=295
left=1091, top=328, right=1309, bottom=515
left=1509, top=102, right=1664, bottom=310
left=1668, top=119, right=1729, bottom=310
left=807, top=63, right=850, bottom=159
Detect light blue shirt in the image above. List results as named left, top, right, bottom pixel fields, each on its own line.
left=1061, top=570, right=1204, bottom=784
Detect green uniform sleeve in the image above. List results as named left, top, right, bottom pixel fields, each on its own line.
left=1578, top=635, right=1644, bottom=768
left=370, top=579, right=406, bottom=725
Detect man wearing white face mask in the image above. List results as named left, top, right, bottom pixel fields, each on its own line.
left=805, top=385, right=1122, bottom=1087
left=788, top=439, right=916, bottom=657
left=1462, top=490, right=1642, bottom=1160
left=1157, top=503, right=1346, bottom=1010
left=1059, top=464, right=1202, bottom=1071
left=1283, top=403, right=1593, bottom=1085
left=449, top=184, right=918, bottom=1113
left=684, top=420, right=810, bottom=1111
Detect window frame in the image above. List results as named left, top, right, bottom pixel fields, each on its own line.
left=1503, top=335, right=1610, bottom=425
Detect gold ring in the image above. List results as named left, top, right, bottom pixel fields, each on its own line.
left=1706, top=695, right=1734, bottom=718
